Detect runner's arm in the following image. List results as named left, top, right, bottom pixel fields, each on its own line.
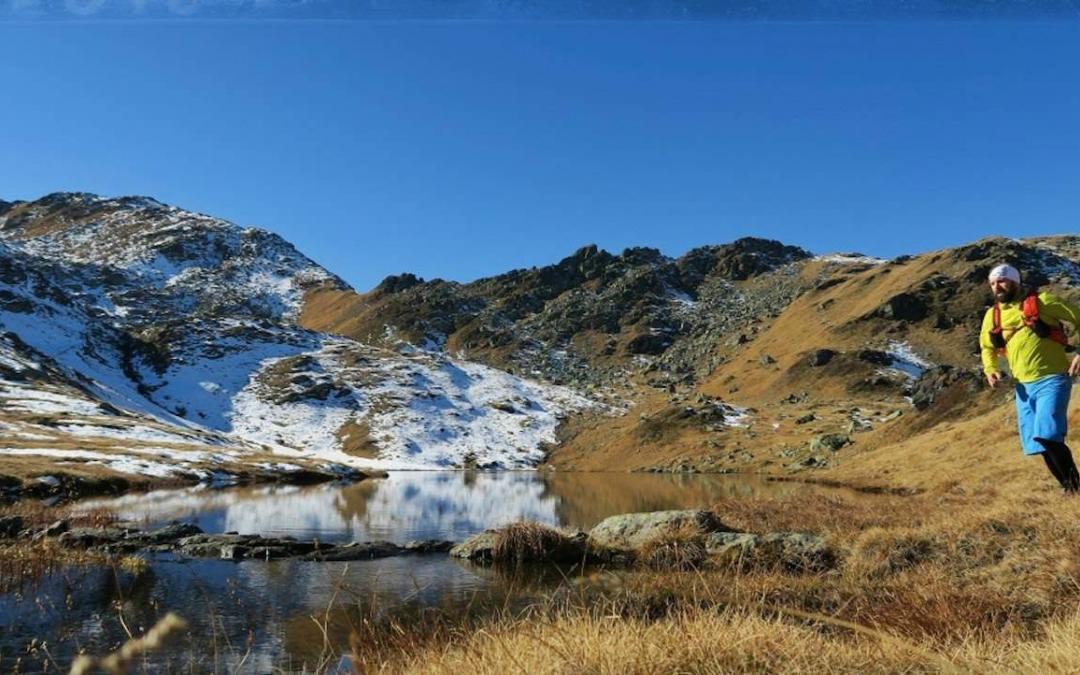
left=979, top=309, right=999, bottom=376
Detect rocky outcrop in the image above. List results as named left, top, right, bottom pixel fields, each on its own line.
left=910, top=365, right=983, bottom=411
left=587, top=509, right=735, bottom=550
left=302, top=237, right=813, bottom=389
left=452, top=512, right=838, bottom=573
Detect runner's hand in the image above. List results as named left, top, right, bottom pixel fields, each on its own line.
left=1069, top=355, right=1080, bottom=377
left=986, top=371, right=1004, bottom=388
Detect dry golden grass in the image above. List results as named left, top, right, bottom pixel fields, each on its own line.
left=491, top=521, right=582, bottom=563
left=0, top=500, right=117, bottom=529
left=636, top=523, right=708, bottom=571
left=343, top=487, right=1080, bottom=673
left=0, top=540, right=112, bottom=593
left=375, top=601, right=1080, bottom=675
left=0, top=502, right=121, bottom=592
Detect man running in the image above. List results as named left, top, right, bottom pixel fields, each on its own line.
left=980, top=263, right=1080, bottom=492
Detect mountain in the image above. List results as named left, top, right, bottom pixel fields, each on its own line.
left=0, top=193, right=595, bottom=494
left=2, top=191, right=1078, bottom=497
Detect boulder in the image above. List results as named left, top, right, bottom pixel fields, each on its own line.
left=706, top=531, right=837, bottom=572
left=811, top=433, right=851, bottom=452
left=807, top=349, right=836, bottom=367
left=588, top=510, right=734, bottom=550
left=876, top=293, right=928, bottom=322
left=704, top=532, right=759, bottom=558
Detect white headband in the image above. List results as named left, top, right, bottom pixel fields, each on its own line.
left=988, top=264, right=1021, bottom=284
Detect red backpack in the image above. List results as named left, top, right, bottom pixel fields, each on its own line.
left=989, top=290, right=1073, bottom=355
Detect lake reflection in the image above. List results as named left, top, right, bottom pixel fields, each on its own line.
left=1, top=473, right=851, bottom=671
left=77, top=471, right=847, bottom=543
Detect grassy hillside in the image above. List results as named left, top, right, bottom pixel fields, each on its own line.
left=548, top=236, right=1080, bottom=495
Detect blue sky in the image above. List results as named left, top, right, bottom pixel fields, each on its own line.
left=2, top=19, right=1079, bottom=290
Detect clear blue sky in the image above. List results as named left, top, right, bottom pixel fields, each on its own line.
left=2, top=19, right=1079, bottom=290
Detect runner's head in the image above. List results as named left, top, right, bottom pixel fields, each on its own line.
left=988, top=264, right=1021, bottom=302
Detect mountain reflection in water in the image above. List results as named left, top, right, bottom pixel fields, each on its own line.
left=76, top=471, right=846, bottom=542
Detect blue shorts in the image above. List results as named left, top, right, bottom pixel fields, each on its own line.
left=1015, top=374, right=1072, bottom=455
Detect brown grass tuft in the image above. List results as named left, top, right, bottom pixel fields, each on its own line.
left=636, top=524, right=708, bottom=571
left=491, top=521, right=582, bottom=563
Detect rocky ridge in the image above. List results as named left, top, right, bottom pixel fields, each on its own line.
left=301, top=238, right=814, bottom=391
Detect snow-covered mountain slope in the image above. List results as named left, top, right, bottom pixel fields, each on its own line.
left=0, top=193, right=601, bottom=484
left=0, top=192, right=342, bottom=323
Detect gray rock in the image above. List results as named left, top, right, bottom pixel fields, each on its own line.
left=811, top=433, right=851, bottom=452
left=588, top=510, right=735, bottom=550
left=129, top=522, right=203, bottom=545
left=707, top=531, right=837, bottom=572
left=704, top=532, right=760, bottom=557
left=807, top=349, right=835, bottom=367
left=177, top=533, right=319, bottom=559
left=58, top=527, right=132, bottom=548
left=307, top=541, right=403, bottom=561
left=404, top=539, right=455, bottom=553
left=758, top=532, right=836, bottom=572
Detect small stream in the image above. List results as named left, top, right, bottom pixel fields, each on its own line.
left=0, top=472, right=850, bottom=671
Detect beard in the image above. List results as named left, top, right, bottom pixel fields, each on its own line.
left=995, top=286, right=1020, bottom=303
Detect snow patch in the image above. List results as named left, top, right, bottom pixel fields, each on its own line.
left=883, top=340, right=934, bottom=379
left=815, top=253, right=887, bottom=265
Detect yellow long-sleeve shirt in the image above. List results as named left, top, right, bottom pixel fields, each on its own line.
left=980, top=291, right=1080, bottom=383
